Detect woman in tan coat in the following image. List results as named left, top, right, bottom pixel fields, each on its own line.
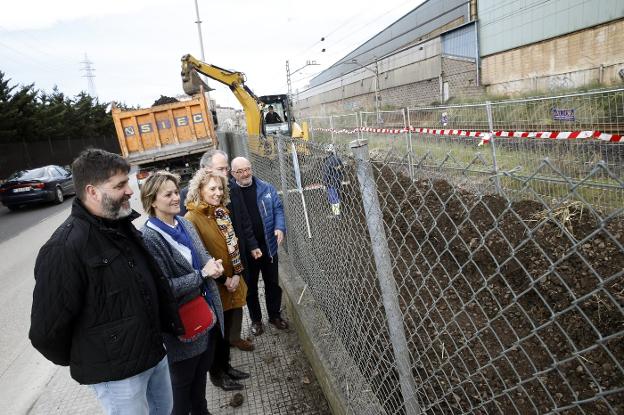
left=185, top=167, right=252, bottom=391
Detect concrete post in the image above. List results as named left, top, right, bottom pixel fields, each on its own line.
left=486, top=101, right=502, bottom=195
left=276, top=136, right=290, bottom=255
left=350, top=138, right=420, bottom=415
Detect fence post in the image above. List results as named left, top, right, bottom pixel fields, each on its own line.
left=404, top=108, right=414, bottom=181
left=350, top=138, right=420, bottom=415
left=330, top=115, right=336, bottom=146
left=309, top=118, right=315, bottom=141
left=276, top=135, right=290, bottom=222
left=485, top=101, right=502, bottom=195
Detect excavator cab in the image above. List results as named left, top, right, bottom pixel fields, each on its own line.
left=259, top=94, right=291, bottom=136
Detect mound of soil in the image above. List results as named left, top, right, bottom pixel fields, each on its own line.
left=375, top=164, right=624, bottom=414
left=283, top=156, right=622, bottom=414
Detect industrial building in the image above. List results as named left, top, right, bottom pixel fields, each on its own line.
left=296, top=0, right=624, bottom=117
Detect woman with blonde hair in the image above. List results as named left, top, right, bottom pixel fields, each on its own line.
left=140, top=170, right=225, bottom=414
left=185, top=167, right=252, bottom=391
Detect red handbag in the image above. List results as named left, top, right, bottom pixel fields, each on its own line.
left=177, top=295, right=216, bottom=342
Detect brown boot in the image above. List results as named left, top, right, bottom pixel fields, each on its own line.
left=230, top=338, right=255, bottom=351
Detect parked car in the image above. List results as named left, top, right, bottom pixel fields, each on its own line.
left=0, top=165, right=75, bottom=211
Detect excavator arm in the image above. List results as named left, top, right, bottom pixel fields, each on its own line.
left=181, top=54, right=263, bottom=137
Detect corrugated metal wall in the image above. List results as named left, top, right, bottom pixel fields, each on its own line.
left=442, top=22, right=476, bottom=59
left=310, top=0, right=471, bottom=87
left=478, top=0, right=624, bottom=57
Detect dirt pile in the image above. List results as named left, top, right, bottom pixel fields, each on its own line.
left=376, top=165, right=624, bottom=414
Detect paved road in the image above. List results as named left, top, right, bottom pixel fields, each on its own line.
left=0, top=203, right=70, bottom=414
left=0, top=198, right=75, bottom=242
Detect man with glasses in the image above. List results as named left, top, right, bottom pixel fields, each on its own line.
left=230, top=157, right=288, bottom=336
left=180, top=150, right=262, bottom=338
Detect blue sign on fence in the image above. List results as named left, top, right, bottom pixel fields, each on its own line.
left=552, top=108, right=575, bottom=121
left=441, top=112, right=448, bottom=127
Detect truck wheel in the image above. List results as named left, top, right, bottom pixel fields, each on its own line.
left=54, top=186, right=64, bottom=204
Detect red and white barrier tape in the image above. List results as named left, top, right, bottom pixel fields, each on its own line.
left=311, top=126, right=623, bottom=144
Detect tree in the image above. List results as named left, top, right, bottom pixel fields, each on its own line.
left=0, top=71, right=18, bottom=144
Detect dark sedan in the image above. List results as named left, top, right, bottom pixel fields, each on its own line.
left=0, top=165, right=75, bottom=211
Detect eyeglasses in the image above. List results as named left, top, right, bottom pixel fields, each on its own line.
left=233, top=167, right=251, bottom=175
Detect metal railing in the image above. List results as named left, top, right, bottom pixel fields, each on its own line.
left=302, top=88, right=624, bottom=213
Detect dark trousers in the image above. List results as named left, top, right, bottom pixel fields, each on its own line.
left=226, top=307, right=243, bottom=343
left=209, top=308, right=241, bottom=376
left=245, top=253, right=282, bottom=322
left=169, top=333, right=216, bottom=415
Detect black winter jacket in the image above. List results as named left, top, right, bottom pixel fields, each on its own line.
left=29, top=199, right=184, bottom=384
left=228, top=178, right=259, bottom=271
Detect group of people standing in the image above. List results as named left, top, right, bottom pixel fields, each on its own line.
left=29, top=148, right=287, bottom=414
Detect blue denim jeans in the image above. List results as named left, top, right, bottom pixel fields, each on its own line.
left=91, top=356, right=173, bottom=415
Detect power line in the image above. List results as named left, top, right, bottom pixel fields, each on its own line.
left=291, top=0, right=417, bottom=64
left=319, top=0, right=417, bottom=59
left=0, top=25, right=79, bottom=70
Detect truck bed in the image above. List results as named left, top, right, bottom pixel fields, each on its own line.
left=126, top=139, right=214, bottom=165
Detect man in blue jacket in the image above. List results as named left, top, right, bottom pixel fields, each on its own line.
left=230, top=156, right=288, bottom=335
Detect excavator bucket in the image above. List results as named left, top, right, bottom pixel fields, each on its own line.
left=182, top=69, right=207, bottom=96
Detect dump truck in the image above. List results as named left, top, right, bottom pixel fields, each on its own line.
left=111, top=93, right=216, bottom=187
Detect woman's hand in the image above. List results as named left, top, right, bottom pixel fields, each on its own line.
left=225, top=274, right=240, bottom=292
left=202, top=258, right=224, bottom=279
left=251, top=248, right=262, bottom=260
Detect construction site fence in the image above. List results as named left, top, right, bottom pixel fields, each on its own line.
left=238, top=93, right=624, bottom=413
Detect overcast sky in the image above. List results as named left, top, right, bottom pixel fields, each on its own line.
left=0, top=0, right=420, bottom=109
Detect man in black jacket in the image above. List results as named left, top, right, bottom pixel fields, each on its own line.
left=29, top=149, right=183, bottom=415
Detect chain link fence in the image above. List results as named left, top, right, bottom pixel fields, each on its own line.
left=243, top=88, right=624, bottom=414
left=301, top=88, right=624, bottom=212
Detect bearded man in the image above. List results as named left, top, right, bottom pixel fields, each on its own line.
left=29, top=148, right=183, bottom=415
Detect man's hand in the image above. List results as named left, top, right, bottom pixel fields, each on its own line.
left=274, top=229, right=284, bottom=245
left=251, top=248, right=263, bottom=259
left=203, top=258, right=224, bottom=279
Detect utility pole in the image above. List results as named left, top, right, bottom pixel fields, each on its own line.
left=193, top=0, right=212, bottom=109
left=350, top=58, right=381, bottom=123
left=286, top=60, right=292, bottom=104
left=286, top=59, right=320, bottom=108
left=80, top=53, right=97, bottom=98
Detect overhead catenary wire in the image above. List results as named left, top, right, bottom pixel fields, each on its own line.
left=290, top=0, right=418, bottom=66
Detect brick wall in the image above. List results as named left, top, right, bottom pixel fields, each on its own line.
left=296, top=57, right=483, bottom=117
left=442, top=56, right=485, bottom=101
left=381, top=78, right=441, bottom=108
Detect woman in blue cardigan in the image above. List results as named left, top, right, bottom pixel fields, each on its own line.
left=140, top=170, right=225, bottom=415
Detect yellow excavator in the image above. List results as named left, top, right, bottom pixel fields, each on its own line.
left=180, top=54, right=307, bottom=156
